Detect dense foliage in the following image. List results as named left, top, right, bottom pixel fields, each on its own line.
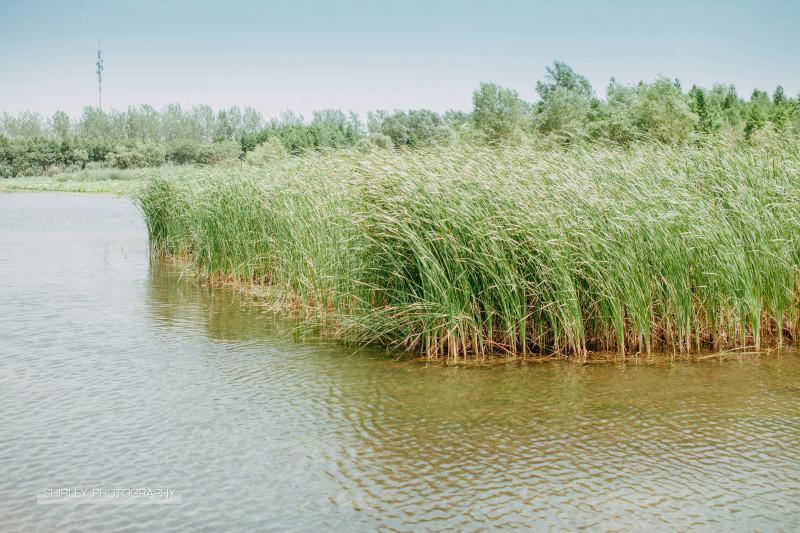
left=138, top=139, right=800, bottom=360
left=2, top=62, right=799, bottom=177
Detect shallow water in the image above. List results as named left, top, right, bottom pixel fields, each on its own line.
left=1, top=191, right=799, bottom=531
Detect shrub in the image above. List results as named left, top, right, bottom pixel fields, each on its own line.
left=369, top=133, right=393, bottom=149
left=195, top=141, right=241, bottom=165
left=368, top=110, right=450, bottom=147
left=71, top=147, right=89, bottom=169
left=168, top=140, right=201, bottom=164
left=356, top=134, right=395, bottom=153
left=630, top=78, right=698, bottom=143
left=45, top=164, right=62, bottom=177
left=105, top=142, right=165, bottom=169
left=246, top=137, right=288, bottom=165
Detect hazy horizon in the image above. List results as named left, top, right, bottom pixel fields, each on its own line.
left=2, top=0, right=799, bottom=120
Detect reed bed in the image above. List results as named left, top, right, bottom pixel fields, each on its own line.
left=137, top=140, right=800, bottom=361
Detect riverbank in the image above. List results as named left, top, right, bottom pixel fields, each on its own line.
left=0, top=168, right=146, bottom=193
left=0, top=165, right=204, bottom=194
left=138, top=140, right=800, bottom=361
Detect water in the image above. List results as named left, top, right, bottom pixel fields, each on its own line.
left=1, top=192, right=799, bottom=531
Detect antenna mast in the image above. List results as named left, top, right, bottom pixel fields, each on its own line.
left=96, top=42, right=104, bottom=110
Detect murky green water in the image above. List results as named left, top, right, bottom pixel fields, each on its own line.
left=1, top=192, right=799, bottom=531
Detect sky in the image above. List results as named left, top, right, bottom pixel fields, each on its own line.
left=1, top=0, right=798, bottom=120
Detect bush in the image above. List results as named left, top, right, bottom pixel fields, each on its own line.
left=168, top=140, right=201, bottom=164
left=167, top=140, right=240, bottom=165
left=71, top=148, right=89, bottom=169
left=431, top=125, right=457, bottom=146
left=630, top=78, right=698, bottom=143
left=246, top=137, right=288, bottom=165
left=105, top=142, right=166, bottom=169
left=1, top=138, right=62, bottom=176
left=45, top=164, right=62, bottom=177
left=454, top=123, right=488, bottom=145
left=586, top=78, right=700, bottom=144
left=0, top=135, right=9, bottom=177
left=369, top=133, right=394, bottom=149
left=195, top=140, right=241, bottom=165
left=368, top=110, right=449, bottom=147
left=356, top=134, right=396, bottom=153
left=141, top=143, right=166, bottom=167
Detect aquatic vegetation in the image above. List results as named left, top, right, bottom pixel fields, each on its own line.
left=138, top=139, right=800, bottom=360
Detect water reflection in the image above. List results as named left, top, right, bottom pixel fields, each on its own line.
left=144, top=246, right=800, bottom=531
left=146, top=259, right=284, bottom=342
left=1, top=192, right=799, bottom=531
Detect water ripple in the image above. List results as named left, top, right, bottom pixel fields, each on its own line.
left=0, top=192, right=799, bottom=531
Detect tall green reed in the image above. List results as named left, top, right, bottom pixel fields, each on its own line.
left=138, top=139, right=800, bottom=360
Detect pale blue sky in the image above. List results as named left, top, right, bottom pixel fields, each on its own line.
left=1, top=0, right=798, bottom=119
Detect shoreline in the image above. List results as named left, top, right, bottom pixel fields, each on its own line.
left=159, top=251, right=797, bottom=365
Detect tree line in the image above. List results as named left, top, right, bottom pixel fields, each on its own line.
left=1, top=62, right=799, bottom=177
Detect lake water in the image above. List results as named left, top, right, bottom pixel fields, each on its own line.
left=1, top=191, right=799, bottom=531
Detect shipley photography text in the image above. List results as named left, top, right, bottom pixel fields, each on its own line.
left=37, top=488, right=181, bottom=505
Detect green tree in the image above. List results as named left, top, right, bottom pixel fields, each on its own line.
left=535, top=61, right=593, bottom=100
left=311, top=109, right=361, bottom=148
left=1, top=111, right=46, bottom=138
left=630, top=78, right=698, bottom=143
left=472, top=83, right=525, bottom=142
left=533, top=62, right=595, bottom=140
left=246, top=136, right=288, bottom=165
left=51, top=111, right=71, bottom=140
left=704, top=84, right=743, bottom=129
left=688, top=86, right=720, bottom=133
left=213, top=108, right=236, bottom=142
left=368, top=109, right=446, bottom=147
left=586, top=79, right=638, bottom=144
left=773, top=85, right=786, bottom=106
left=744, top=103, right=767, bottom=140
left=769, top=85, right=792, bottom=130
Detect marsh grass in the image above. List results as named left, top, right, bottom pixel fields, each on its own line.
left=137, top=139, right=800, bottom=361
